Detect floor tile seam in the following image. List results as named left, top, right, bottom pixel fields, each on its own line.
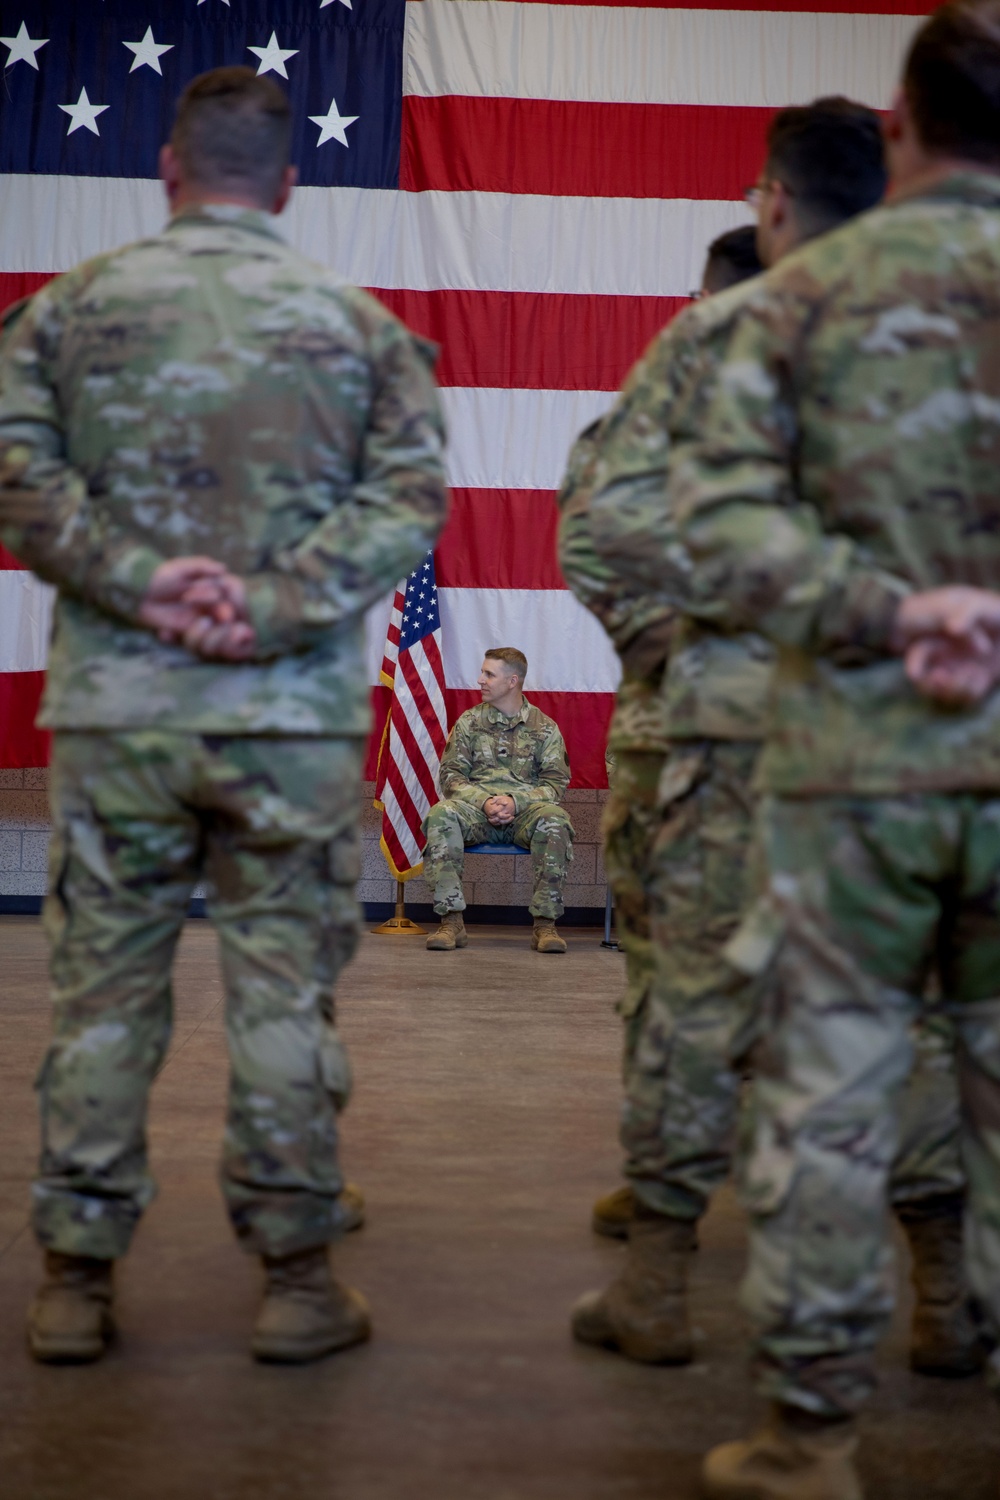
left=0, top=1220, right=29, bottom=1266
left=160, top=996, right=226, bottom=1073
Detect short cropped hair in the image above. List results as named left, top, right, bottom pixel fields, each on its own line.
left=765, top=97, right=887, bottom=228
left=171, top=67, right=293, bottom=203
left=485, top=647, right=528, bottom=683
left=904, top=0, right=1000, bottom=166
left=703, top=227, right=762, bottom=293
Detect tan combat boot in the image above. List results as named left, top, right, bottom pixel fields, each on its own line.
left=571, top=1205, right=695, bottom=1363
left=426, top=912, right=468, bottom=951
left=252, top=1245, right=371, bottom=1364
left=702, top=1406, right=863, bottom=1500
left=531, top=917, right=567, bottom=953
left=340, top=1182, right=366, bottom=1232
left=28, top=1251, right=115, bottom=1364
left=896, top=1195, right=984, bottom=1376
left=592, top=1184, right=636, bottom=1239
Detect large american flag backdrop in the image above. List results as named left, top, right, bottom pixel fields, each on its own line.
left=0, top=0, right=930, bottom=786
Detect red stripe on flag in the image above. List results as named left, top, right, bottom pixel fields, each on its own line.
left=0, top=543, right=27, bottom=570
left=437, top=490, right=565, bottom=590
left=399, top=646, right=448, bottom=754
left=405, top=0, right=932, bottom=12
left=380, top=793, right=416, bottom=874
left=402, top=97, right=772, bottom=201
left=0, top=272, right=56, bottom=318
left=421, top=632, right=448, bottom=704
left=0, top=672, right=50, bottom=769
left=366, top=685, right=613, bottom=790
left=384, top=750, right=426, bottom=832
left=370, top=288, right=681, bottom=390
left=389, top=690, right=440, bottom=804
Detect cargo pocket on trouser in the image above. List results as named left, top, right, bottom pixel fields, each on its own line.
left=723, top=892, right=790, bottom=1209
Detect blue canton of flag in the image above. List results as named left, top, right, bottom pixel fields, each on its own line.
left=397, top=553, right=440, bottom=650
left=0, top=0, right=405, bottom=189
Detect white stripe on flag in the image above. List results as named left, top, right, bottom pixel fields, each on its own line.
left=437, top=587, right=622, bottom=692
left=404, top=1, right=922, bottom=109
left=392, top=668, right=444, bottom=772
left=410, top=634, right=449, bottom=731
left=0, top=175, right=750, bottom=298
left=380, top=780, right=425, bottom=866
left=388, top=719, right=435, bottom=815
left=439, top=388, right=615, bottom=489
left=0, top=570, right=54, bottom=673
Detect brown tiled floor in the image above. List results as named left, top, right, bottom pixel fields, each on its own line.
left=0, top=916, right=996, bottom=1499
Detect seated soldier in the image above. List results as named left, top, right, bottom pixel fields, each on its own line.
left=422, top=647, right=575, bottom=953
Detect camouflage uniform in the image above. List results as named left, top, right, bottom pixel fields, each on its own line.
left=621, top=171, right=1000, bottom=1416
left=422, top=699, right=573, bottom=918
left=0, top=204, right=447, bottom=1260
left=561, top=280, right=964, bottom=1226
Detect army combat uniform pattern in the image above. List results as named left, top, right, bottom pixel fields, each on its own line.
left=422, top=700, right=574, bottom=918
left=0, top=204, right=447, bottom=1260
left=561, top=270, right=964, bottom=1225
left=622, top=172, right=1000, bottom=1418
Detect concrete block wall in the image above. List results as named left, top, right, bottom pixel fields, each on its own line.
left=0, top=771, right=609, bottom=913
left=0, top=769, right=52, bottom=899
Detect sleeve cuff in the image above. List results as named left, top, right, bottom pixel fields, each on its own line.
left=823, top=569, right=910, bottom=654
left=98, top=545, right=164, bottom=618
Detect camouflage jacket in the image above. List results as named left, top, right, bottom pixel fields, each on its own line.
left=438, top=699, right=571, bottom=812
left=0, top=205, right=447, bottom=736
left=558, top=403, right=676, bottom=759
left=602, top=172, right=1000, bottom=795
left=562, top=281, right=774, bottom=756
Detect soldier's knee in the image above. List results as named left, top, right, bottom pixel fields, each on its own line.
left=531, top=803, right=574, bottom=834
left=424, top=799, right=461, bottom=836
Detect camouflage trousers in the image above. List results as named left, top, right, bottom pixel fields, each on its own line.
left=603, top=744, right=963, bottom=1226
left=737, top=793, right=1000, bottom=1418
left=422, top=797, right=574, bottom=918
left=34, top=730, right=365, bottom=1262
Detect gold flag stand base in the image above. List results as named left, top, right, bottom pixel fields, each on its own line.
left=372, top=880, right=426, bottom=935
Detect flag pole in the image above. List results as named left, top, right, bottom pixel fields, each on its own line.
left=372, top=879, right=426, bottom=935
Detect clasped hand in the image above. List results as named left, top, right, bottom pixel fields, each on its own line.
left=484, top=794, right=516, bottom=826
left=137, top=557, right=256, bottom=662
left=894, top=586, right=1000, bottom=707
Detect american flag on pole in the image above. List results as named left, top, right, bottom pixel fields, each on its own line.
left=374, top=551, right=448, bottom=880
left=0, top=0, right=933, bottom=785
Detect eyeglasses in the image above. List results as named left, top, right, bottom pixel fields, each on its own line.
left=744, top=179, right=794, bottom=209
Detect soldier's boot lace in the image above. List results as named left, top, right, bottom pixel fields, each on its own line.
left=28, top=1251, right=115, bottom=1364
left=702, top=1405, right=863, bottom=1500
left=425, top=912, right=469, bottom=951
left=252, top=1245, right=371, bottom=1364
left=531, top=917, right=567, bottom=953
left=896, top=1193, right=985, bottom=1376
left=591, top=1184, right=636, bottom=1239
left=339, top=1183, right=366, bottom=1233
left=571, top=1204, right=695, bottom=1363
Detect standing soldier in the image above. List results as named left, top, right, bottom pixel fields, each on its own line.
left=561, top=99, right=978, bottom=1391
left=0, top=68, right=446, bottom=1365
left=596, top=4, right=1000, bottom=1493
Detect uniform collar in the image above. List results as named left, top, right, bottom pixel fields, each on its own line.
left=166, top=203, right=286, bottom=243
left=891, top=168, right=1000, bottom=212
left=484, top=697, right=531, bottom=726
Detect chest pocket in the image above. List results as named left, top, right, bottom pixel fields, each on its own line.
left=511, top=730, right=538, bottom=778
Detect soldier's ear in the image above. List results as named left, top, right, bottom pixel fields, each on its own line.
left=159, top=144, right=182, bottom=208
left=272, top=165, right=298, bottom=217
